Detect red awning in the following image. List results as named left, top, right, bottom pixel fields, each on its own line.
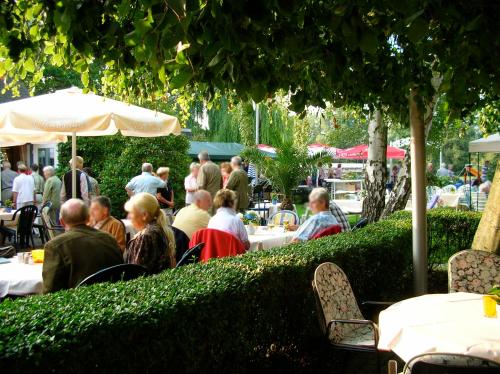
left=336, top=144, right=406, bottom=160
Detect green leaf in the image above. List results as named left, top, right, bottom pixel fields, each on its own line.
left=359, top=32, right=378, bottom=54
left=407, top=18, right=429, bottom=43
left=208, top=49, right=224, bottom=68
left=81, top=70, right=89, bottom=87
left=158, top=66, right=166, bottom=85
left=170, top=69, right=192, bottom=89
left=24, top=58, right=35, bottom=73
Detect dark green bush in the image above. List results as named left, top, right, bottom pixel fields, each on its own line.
left=0, top=210, right=478, bottom=373
left=386, top=208, right=482, bottom=268
left=58, top=135, right=191, bottom=217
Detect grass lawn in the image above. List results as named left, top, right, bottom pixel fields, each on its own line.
left=295, top=203, right=360, bottom=226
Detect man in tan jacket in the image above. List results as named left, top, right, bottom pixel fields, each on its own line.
left=89, top=196, right=127, bottom=252
left=197, top=151, right=222, bottom=213
left=226, top=156, right=249, bottom=212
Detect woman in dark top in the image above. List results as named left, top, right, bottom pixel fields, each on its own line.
left=124, top=192, right=176, bottom=273
left=156, top=167, right=174, bottom=213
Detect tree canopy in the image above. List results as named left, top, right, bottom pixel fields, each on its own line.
left=1, top=1, right=498, bottom=119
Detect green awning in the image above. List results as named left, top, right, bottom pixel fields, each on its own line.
left=188, top=141, right=275, bottom=161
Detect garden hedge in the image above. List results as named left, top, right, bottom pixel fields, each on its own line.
left=0, top=209, right=480, bottom=373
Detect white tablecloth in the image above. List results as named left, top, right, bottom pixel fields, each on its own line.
left=378, top=292, right=500, bottom=363
left=0, top=258, right=43, bottom=297
left=439, top=193, right=460, bottom=208
left=248, top=227, right=295, bottom=251
left=331, top=199, right=363, bottom=214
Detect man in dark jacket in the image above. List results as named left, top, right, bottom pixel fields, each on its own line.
left=42, top=199, right=123, bottom=293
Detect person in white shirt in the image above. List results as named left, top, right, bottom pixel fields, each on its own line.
left=12, top=164, right=35, bottom=209
left=208, top=189, right=250, bottom=250
left=184, top=162, right=200, bottom=205
left=125, top=163, right=165, bottom=197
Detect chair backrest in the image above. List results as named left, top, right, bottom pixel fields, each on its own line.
left=427, top=194, right=440, bottom=209
left=352, top=218, right=368, bottom=231
left=189, top=228, right=246, bottom=262
left=448, top=250, right=500, bottom=294
left=77, top=264, right=148, bottom=287
left=312, top=262, right=364, bottom=342
left=267, top=210, right=299, bottom=226
left=14, top=205, right=38, bottom=248
left=426, top=186, right=441, bottom=202
left=176, top=243, right=205, bottom=267
left=311, top=225, right=342, bottom=240
left=442, top=185, right=457, bottom=193
left=171, top=226, right=190, bottom=263
left=41, top=206, right=64, bottom=240
left=404, top=353, right=500, bottom=374
left=470, top=192, right=488, bottom=212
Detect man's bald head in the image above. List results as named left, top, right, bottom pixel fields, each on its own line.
left=60, top=199, right=89, bottom=228
left=193, top=189, right=212, bottom=211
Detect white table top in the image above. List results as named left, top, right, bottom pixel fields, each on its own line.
left=248, top=227, right=295, bottom=251
left=0, top=209, right=15, bottom=222
left=438, top=193, right=460, bottom=208
left=0, top=258, right=43, bottom=297
left=331, top=199, right=363, bottom=214
left=378, top=292, right=500, bottom=363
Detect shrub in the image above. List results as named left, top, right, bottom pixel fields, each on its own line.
left=58, top=135, right=191, bottom=217
left=0, top=210, right=478, bottom=373
left=99, top=135, right=191, bottom=217
left=386, top=208, right=482, bottom=268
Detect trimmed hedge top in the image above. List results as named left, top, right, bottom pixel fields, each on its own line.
left=0, top=209, right=479, bottom=373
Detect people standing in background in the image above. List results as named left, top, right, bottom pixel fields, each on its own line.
left=83, top=167, right=99, bottom=199
left=220, top=162, right=232, bottom=188
left=426, top=162, right=434, bottom=174
left=42, top=166, right=62, bottom=224
left=12, top=164, right=35, bottom=209
left=31, top=164, right=45, bottom=204
left=247, top=162, right=257, bottom=183
left=1, top=161, right=18, bottom=202
left=482, top=160, right=490, bottom=181
left=60, top=156, right=90, bottom=205
left=156, top=167, right=174, bottom=214
left=334, top=163, right=343, bottom=179
left=447, top=164, right=454, bottom=178
left=125, top=163, right=165, bottom=197
left=197, top=151, right=222, bottom=203
left=225, top=156, right=249, bottom=212
left=436, top=163, right=449, bottom=177
left=387, top=165, right=399, bottom=191
left=184, top=162, right=199, bottom=205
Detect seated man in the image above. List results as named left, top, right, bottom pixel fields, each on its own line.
left=89, top=196, right=127, bottom=252
left=42, top=199, right=123, bottom=293
left=173, top=190, right=212, bottom=239
left=290, top=188, right=338, bottom=243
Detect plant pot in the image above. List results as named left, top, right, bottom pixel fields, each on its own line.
left=5, top=207, right=12, bottom=213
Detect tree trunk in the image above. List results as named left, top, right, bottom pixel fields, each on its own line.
left=382, top=76, right=442, bottom=217
left=472, top=162, right=500, bottom=254
left=362, top=109, right=387, bottom=223
left=380, top=151, right=411, bottom=219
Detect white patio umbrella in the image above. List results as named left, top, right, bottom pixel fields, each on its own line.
left=0, top=134, right=68, bottom=201
left=0, top=87, right=181, bottom=198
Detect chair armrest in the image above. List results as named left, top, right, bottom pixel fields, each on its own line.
left=326, top=318, right=379, bottom=346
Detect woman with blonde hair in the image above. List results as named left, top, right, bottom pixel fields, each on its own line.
left=208, top=189, right=250, bottom=250
left=124, top=192, right=176, bottom=272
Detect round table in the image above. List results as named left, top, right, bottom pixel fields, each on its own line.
left=378, top=292, right=500, bottom=363
left=248, top=227, right=295, bottom=251
left=0, top=258, right=43, bottom=297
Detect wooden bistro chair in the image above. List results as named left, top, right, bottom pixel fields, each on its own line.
left=312, top=262, right=393, bottom=371
left=448, top=250, right=500, bottom=294
left=0, top=205, right=38, bottom=250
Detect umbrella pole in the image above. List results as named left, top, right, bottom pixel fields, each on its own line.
left=71, top=132, right=77, bottom=199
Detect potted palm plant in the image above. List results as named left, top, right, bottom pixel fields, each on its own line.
left=243, top=140, right=331, bottom=211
